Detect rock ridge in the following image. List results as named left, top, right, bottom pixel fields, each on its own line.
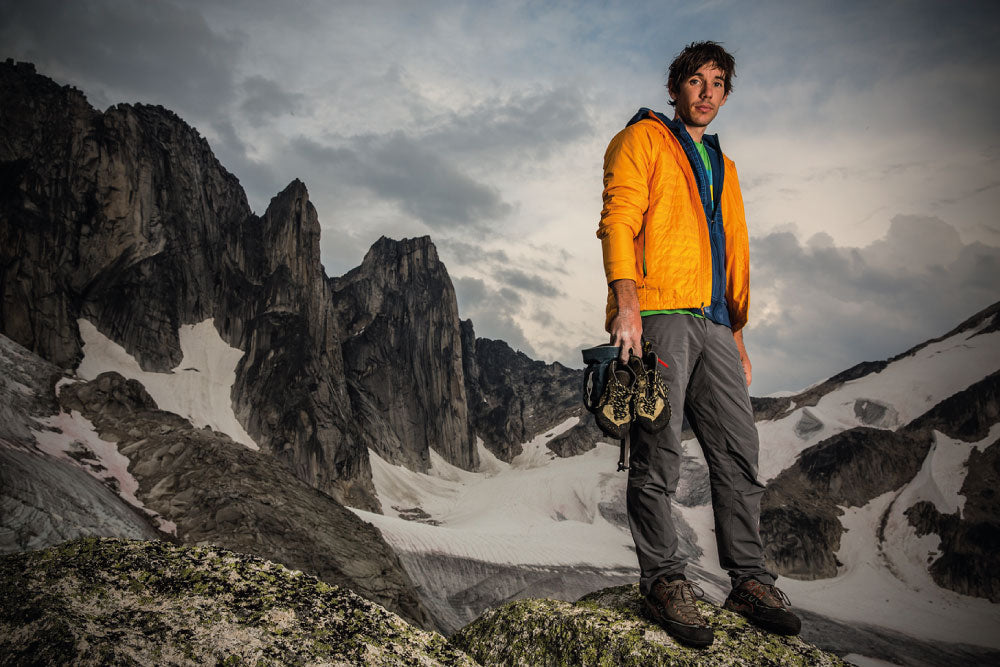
left=0, top=538, right=469, bottom=665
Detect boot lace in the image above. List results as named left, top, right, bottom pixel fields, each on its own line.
left=656, top=580, right=706, bottom=625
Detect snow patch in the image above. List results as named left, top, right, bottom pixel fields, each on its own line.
left=787, top=492, right=1000, bottom=648
left=54, top=377, right=77, bottom=396
left=757, top=325, right=1000, bottom=481
left=475, top=438, right=508, bottom=477
left=31, top=410, right=176, bottom=536
left=77, top=318, right=257, bottom=450
left=907, top=426, right=998, bottom=517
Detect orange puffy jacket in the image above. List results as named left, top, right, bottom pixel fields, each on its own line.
left=597, top=112, right=750, bottom=333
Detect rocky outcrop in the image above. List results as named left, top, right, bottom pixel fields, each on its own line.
left=547, top=413, right=605, bottom=458
left=452, top=584, right=846, bottom=666
left=55, top=370, right=430, bottom=627
left=0, top=538, right=472, bottom=666
left=905, top=435, right=1000, bottom=602
left=330, top=236, right=475, bottom=472
left=762, top=371, right=1000, bottom=583
left=461, top=320, right=581, bottom=461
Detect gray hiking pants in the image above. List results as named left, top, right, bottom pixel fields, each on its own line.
left=627, top=313, right=775, bottom=594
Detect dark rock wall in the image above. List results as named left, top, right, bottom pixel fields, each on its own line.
left=461, top=320, right=581, bottom=461
left=0, top=61, right=376, bottom=509
left=330, top=236, right=475, bottom=472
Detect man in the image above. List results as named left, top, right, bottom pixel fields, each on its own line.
left=597, top=41, right=800, bottom=648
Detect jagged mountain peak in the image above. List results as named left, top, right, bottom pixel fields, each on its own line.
left=368, top=233, right=437, bottom=258
left=335, top=235, right=446, bottom=298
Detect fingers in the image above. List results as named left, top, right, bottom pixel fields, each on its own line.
left=612, top=331, right=641, bottom=362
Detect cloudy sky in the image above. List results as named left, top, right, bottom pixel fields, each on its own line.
left=3, top=0, right=998, bottom=395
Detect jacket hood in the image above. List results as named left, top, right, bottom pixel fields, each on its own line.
left=626, top=107, right=720, bottom=152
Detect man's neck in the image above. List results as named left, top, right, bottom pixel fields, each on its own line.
left=677, top=117, right=709, bottom=143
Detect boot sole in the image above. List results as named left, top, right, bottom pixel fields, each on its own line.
left=644, top=598, right=714, bottom=648
left=723, top=602, right=801, bottom=636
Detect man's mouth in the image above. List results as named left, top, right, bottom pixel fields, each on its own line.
left=695, top=105, right=713, bottom=113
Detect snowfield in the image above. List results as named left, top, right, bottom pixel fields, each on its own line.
left=30, top=409, right=177, bottom=536
left=355, top=418, right=637, bottom=571
left=77, top=319, right=257, bottom=450
left=757, top=318, right=999, bottom=481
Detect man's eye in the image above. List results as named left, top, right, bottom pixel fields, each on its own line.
left=714, top=81, right=723, bottom=87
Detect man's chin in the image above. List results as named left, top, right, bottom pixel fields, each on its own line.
left=679, top=111, right=715, bottom=128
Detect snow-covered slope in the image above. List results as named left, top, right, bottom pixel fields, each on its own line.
left=77, top=318, right=257, bottom=450
left=356, top=418, right=634, bottom=570
left=757, top=314, right=999, bottom=482
left=0, top=334, right=165, bottom=551
left=3, top=317, right=256, bottom=551
left=350, top=418, right=649, bottom=632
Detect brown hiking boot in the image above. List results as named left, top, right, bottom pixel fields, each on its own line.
left=644, top=577, right=714, bottom=648
left=723, top=579, right=801, bottom=636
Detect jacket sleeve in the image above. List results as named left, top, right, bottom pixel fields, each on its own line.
left=723, top=159, right=750, bottom=332
left=597, top=125, right=652, bottom=284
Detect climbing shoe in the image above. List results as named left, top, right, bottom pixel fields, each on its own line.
left=644, top=576, right=714, bottom=648
left=593, top=359, right=637, bottom=440
left=629, top=348, right=670, bottom=433
left=723, top=579, right=801, bottom=636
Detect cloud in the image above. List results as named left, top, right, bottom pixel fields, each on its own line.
left=240, top=76, right=304, bottom=127
left=291, top=133, right=512, bottom=230
left=0, top=0, right=240, bottom=117
left=493, top=268, right=563, bottom=298
left=454, top=277, right=536, bottom=356
left=437, top=239, right=510, bottom=266
left=744, top=215, right=1000, bottom=395
left=420, top=86, right=595, bottom=164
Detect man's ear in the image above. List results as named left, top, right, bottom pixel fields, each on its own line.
left=719, top=92, right=729, bottom=107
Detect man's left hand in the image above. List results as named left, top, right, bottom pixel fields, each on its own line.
left=734, top=329, right=752, bottom=387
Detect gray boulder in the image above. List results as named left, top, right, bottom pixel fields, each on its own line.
left=452, top=584, right=846, bottom=666
left=0, top=538, right=473, bottom=666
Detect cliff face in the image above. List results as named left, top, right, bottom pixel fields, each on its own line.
left=330, top=236, right=476, bottom=472
left=460, top=320, right=582, bottom=461
left=0, top=61, right=376, bottom=509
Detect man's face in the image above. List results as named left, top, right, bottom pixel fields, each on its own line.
left=671, top=62, right=728, bottom=129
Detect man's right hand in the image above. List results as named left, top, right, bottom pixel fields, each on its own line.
left=609, top=279, right=642, bottom=363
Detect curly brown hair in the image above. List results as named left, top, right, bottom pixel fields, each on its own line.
left=666, top=41, right=736, bottom=107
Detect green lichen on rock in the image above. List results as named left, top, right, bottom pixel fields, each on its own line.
left=0, top=538, right=475, bottom=666
left=451, top=584, right=847, bottom=666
